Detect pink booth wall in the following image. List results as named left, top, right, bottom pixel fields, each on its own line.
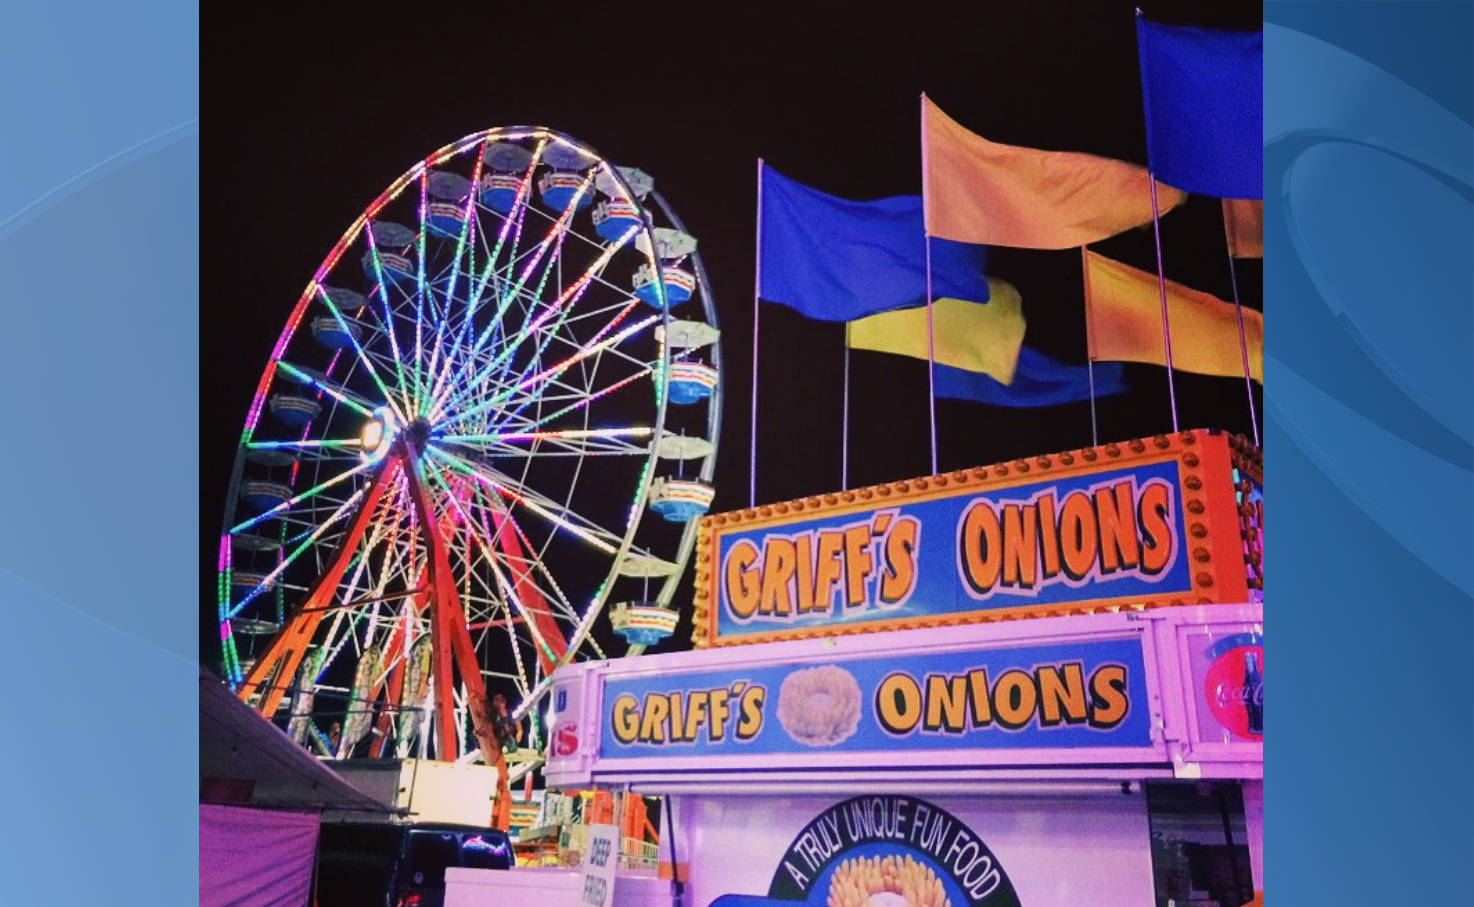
left=199, top=804, right=319, bottom=907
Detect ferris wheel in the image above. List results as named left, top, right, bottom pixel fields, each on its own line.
left=216, top=127, right=721, bottom=766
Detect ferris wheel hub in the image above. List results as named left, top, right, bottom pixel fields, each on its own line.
left=405, top=418, right=434, bottom=450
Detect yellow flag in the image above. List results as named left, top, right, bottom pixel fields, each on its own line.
left=847, top=278, right=1026, bottom=384
left=1223, top=198, right=1264, bottom=258
left=1084, top=251, right=1262, bottom=382
left=922, top=96, right=1187, bottom=249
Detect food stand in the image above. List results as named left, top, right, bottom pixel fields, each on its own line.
left=463, top=431, right=1263, bottom=907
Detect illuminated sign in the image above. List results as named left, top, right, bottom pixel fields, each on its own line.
left=695, top=431, right=1259, bottom=647
left=598, top=637, right=1151, bottom=758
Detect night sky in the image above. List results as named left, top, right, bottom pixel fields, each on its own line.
left=202, top=3, right=1262, bottom=669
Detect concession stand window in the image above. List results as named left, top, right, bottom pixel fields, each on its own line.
left=1146, top=781, right=1255, bottom=907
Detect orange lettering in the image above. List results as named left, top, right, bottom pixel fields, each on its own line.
left=1002, top=502, right=1038, bottom=589
left=1059, top=491, right=1098, bottom=581
left=1037, top=492, right=1062, bottom=580
left=961, top=501, right=1003, bottom=595
left=880, top=517, right=919, bottom=604
left=814, top=531, right=845, bottom=611
left=795, top=534, right=816, bottom=612
left=1139, top=482, right=1174, bottom=576
left=724, top=540, right=761, bottom=619
left=1095, top=481, right=1141, bottom=574
left=759, top=538, right=796, bottom=616
left=843, top=524, right=874, bottom=608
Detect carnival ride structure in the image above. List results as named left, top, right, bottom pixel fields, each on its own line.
left=214, top=129, right=722, bottom=803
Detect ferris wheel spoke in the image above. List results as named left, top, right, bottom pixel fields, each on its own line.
left=464, top=173, right=587, bottom=348
left=422, top=461, right=571, bottom=668
left=230, top=459, right=376, bottom=535
left=274, top=360, right=379, bottom=420
left=438, top=309, right=658, bottom=432
left=428, top=446, right=630, bottom=558
left=469, top=223, right=638, bottom=391
left=539, top=367, right=665, bottom=436
left=452, top=136, right=547, bottom=342
left=363, top=222, right=417, bottom=416
left=482, top=294, right=631, bottom=410
left=439, top=427, right=653, bottom=462
left=428, top=186, right=617, bottom=419
left=313, top=286, right=409, bottom=423
left=462, top=485, right=584, bottom=625
left=411, top=170, right=436, bottom=415
left=491, top=352, right=653, bottom=429
left=430, top=238, right=575, bottom=421
left=246, top=438, right=364, bottom=452
left=429, top=138, right=488, bottom=343
left=226, top=484, right=371, bottom=620
left=420, top=228, right=492, bottom=411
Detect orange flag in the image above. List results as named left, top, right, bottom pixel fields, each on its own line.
left=922, top=96, right=1187, bottom=248
left=1223, top=198, right=1264, bottom=258
left=1084, top=250, right=1262, bottom=382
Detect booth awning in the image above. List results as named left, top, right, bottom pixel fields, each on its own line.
left=198, top=666, right=393, bottom=813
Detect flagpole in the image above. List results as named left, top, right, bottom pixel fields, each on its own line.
left=1080, top=246, right=1100, bottom=447
left=925, top=236, right=938, bottom=476
left=842, top=324, right=851, bottom=489
left=1147, top=176, right=1179, bottom=434
left=1223, top=203, right=1261, bottom=446
left=751, top=158, right=763, bottom=508
left=1137, top=9, right=1179, bottom=434
left=920, top=93, right=938, bottom=476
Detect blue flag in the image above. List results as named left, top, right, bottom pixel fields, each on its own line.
left=934, top=347, right=1127, bottom=408
left=759, top=165, right=989, bottom=320
left=1137, top=19, right=1263, bottom=199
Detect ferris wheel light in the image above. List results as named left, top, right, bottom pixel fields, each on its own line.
left=360, top=407, right=396, bottom=461
left=360, top=420, right=383, bottom=450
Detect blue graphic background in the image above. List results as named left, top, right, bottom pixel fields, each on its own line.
left=0, top=3, right=1461, bottom=903
left=716, top=462, right=1191, bottom=639
left=1265, top=3, right=1472, bottom=903
left=0, top=4, right=198, bottom=906
left=601, top=638, right=1151, bottom=757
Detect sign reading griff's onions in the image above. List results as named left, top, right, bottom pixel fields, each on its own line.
left=692, top=431, right=1261, bottom=648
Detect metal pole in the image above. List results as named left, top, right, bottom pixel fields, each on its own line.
left=1147, top=174, right=1179, bottom=433
left=1223, top=202, right=1261, bottom=446
left=1136, top=11, right=1179, bottom=434
left=751, top=159, right=763, bottom=508
left=1080, top=247, right=1100, bottom=446
left=920, top=92, right=938, bottom=476
left=925, top=236, right=938, bottom=475
left=842, top=324, right=851, bottom=489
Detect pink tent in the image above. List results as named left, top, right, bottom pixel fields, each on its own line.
left=200, top=804, right=320, bottom=907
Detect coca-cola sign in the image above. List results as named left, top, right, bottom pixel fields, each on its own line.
left=1204, top=638, right=1263, bottom=741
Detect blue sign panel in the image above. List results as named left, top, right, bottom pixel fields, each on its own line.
left=711, top=462, right=1191, bottom=642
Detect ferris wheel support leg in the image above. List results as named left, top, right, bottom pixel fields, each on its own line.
left=368, top=620, right=409, bottom=759
left=487, top=507, right=569, bottom=675
left=369, top=564, right=436, bottom=758
left=403, top=445, right=494, bottom=756
left=239, top=460, right=401, bottom=716
left=403, top=448, right=515, bottom=829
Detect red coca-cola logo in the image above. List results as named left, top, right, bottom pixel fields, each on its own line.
left=552, top=721, right=579, bottom=757
left=1204, top=645, right=1263, bottom=741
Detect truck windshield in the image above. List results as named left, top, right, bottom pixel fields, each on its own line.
left=461, top=833, right=514, bottom=870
